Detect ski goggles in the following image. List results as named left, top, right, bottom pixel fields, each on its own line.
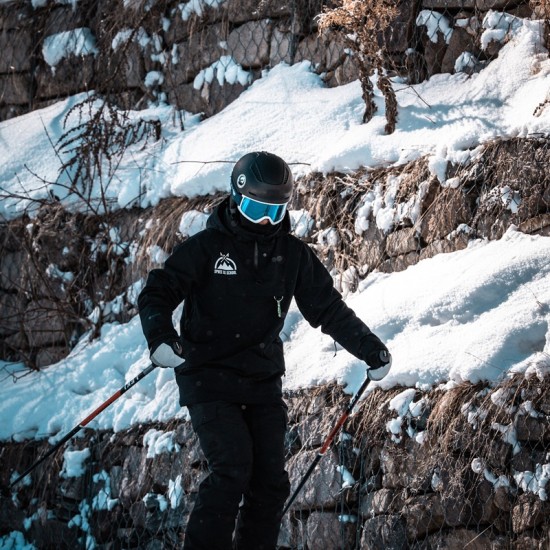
left=232, top=191, right=288, bottom=225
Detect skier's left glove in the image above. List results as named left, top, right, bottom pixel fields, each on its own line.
left=361, top=333, right=392, bottom=381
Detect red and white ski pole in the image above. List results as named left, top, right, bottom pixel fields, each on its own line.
left=282, top=352, right=391, bottom=516
left=10, top=363, right=157, bottom=489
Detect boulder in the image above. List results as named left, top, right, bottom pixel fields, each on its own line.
left=305, top=511, right=356, bottom=550
left=360, top=514, right=407, bottom=550
left=227, top=19, right=273, bottom=68
left=286, top=449, right=343, bottom=510
left=0, top=28, right=32, bottom=72
left=23, top=298, right=68, bottom=347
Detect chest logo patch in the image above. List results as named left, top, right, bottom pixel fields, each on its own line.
left=214, top=253, right=237, bottom=275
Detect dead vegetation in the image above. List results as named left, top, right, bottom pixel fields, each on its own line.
left=317, top=0, right=399, bottom=132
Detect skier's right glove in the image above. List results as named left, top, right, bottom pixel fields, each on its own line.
left=150, top=339, right=185, bottom=368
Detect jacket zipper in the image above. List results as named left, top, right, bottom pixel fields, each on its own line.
left=274, top=296, right=283, bottom=318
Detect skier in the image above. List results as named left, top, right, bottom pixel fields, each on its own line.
left=138, top=151, right=391, bottom=550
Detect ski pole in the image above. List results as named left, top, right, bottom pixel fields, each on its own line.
left=282, top=352, right=391, bottom=517
left=9, top=363, right=157, bottom=489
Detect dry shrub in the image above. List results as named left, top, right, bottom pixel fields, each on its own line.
left=531, top=0, right=550, bottom=18
left=57, top=96, right=162, bottom=212
left=351, top=386, right=406, bottom=445
left=318, top=0, right=399, bottom=132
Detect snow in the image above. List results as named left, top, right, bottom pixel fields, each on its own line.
left=143, top=428, right=180, bottom=458
left=0, top=13, right=549, bottom=460
left=168, top=474, right=184, bottom=508
left=2, top=19, right=550, bottom=219
left=178, top=0, right=226, bottom=21
left=60, top=447, right=91, bottom=478
left=193, top=56, right=253, bottom=89
left=416, top=10, right=453, bottom=44
left=42, top=28, right=98, bottom=69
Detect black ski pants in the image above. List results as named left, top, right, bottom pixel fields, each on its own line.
left=184, top=401, right=290, bottom=550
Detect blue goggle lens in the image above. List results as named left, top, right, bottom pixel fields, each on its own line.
left=233, top=192, right=288, bottom=224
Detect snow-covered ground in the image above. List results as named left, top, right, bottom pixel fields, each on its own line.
left=0, top=13, right=549, bottom=448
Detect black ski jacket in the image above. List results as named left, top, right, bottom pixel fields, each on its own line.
left=138, top=198, right=376, bottom=406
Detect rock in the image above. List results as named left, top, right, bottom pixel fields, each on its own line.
left=419, top=187, right=474, bottom=244
left=0, top=73, right=32, bottom=105
left=360, top=514, right=407, bottom=549
left=227, top=19, right=273, bottom=68
left=419, top=233, right=469, bottom=261
left=199, top=75, right=252, bottom=118
left=519, top=213, right=550, bottom=235
left=295, top=406, right=340, bottom=449
left=305, top=511, right=356, bottom=550
left=402, top=494, right=445, bottom=539
left=118, top=445, right=152, bottom=507
left=23, top=298, right=69, bottom=347
left=167, top=81, right=205, bottom=115
left=385, top=227, right=422, bottom=257
left=169, top=23, right=227, bottom=85
left=422, top=527, right=493, bottom=549
left=0, top=496, right=26, bottom=533
left=357, top=223, right=386, bottom=272
left=34, top=55, right=96, bottom=99
left=35, top=346, right=69, bottom=368
left=512, top=494, right=548, bottom=533
left=514, top=414, right=550, bottom=442
left=226, top=0, right=293, bottom=24
left=494, top=485, right=513, bottom=512
left=149, top=449, right=186, bottom=490
left=441, top=24, right=479, bottom=74
left=381, top=0, right=417, bottom=53
left=0, top=291, right=21, bottom=336
left=420, top=25, right=448, bottom=78
left=360, top=488, right=403, bottom=517
left=27, top=518, right=80, bottom=549
left=286, top=449, right=343, bottom=510
left=380, top=444, right=432, bottom=492
left=103, top=40, right=146, bottom=90
left=329, top=54, right=361, bottom=87
left=379, top=251, right=420, bottom=273
left=0, top=29, right=32, bottom=72
left=0, top=2, right=31, bottom=30
left=294, top=34, right=325, bottom=72
left=270, top=28, right=294, bottom=66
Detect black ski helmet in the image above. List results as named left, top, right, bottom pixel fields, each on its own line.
left=230, top=151, right=294, bottom=205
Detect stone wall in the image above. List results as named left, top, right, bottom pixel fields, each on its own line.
left=1, top=1, right=550, bottom=547
left=2, top=375, right=549, bottom=548
left=0, top=0, right=540, bottom=121
left=1, top=135, right=549, bottom=368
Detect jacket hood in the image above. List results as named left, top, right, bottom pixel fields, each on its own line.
left=206, top=196, right=291, bottom=242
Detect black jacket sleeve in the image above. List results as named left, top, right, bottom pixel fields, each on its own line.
left=293, top=243, right=374, bottom=361
left=138, top=238, right=203, bottom=349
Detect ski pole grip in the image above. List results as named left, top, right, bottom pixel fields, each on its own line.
left=367, top=351, right=392, bottom=381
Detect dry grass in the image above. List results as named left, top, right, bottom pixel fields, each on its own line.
left=133, top=193, right=225, bottom=276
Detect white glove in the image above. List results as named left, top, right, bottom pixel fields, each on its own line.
left=151, top=341, right=185, bottom=368
left=367, top=350, right=392, bottom=381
